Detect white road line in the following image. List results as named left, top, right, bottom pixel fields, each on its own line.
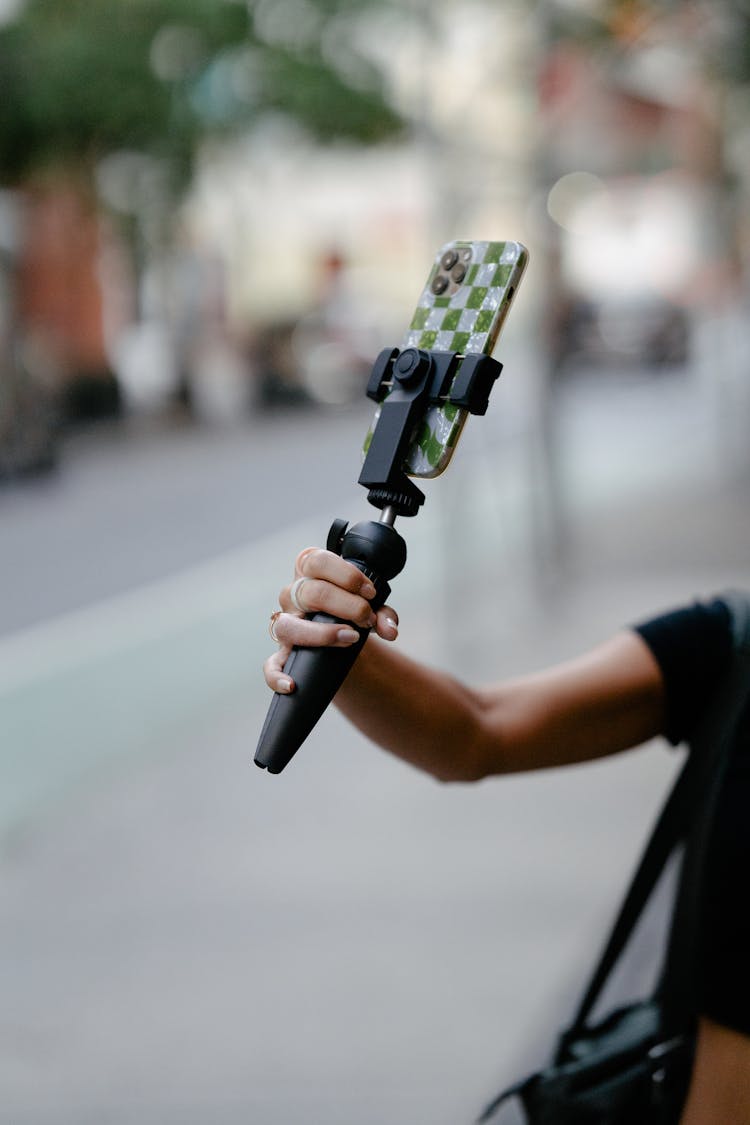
left=0, top=517, right=326, bottom=698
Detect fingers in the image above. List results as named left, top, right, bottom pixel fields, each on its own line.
left=264, top=549, right=400, bottom=696
left=264, top=648, right=294, bottom=694
left=281, top=578, right=376, bottom=629
left=374, top=605, right=399, bottom=641
left=268, top=605, right=398, bottom=652
left=269, top=610, right=362, bottom=653
left=280, top=548, right=378, bottom=629
left=263, top=614, right=367, bottom=695
left=294, top=547, right=375, bottom=595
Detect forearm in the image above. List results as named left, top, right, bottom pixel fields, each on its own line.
left=335, top=636, right=489, bottom=782
left=335, top=630, right=667, bottom=782
left=474, top=632, right=667, bottom=774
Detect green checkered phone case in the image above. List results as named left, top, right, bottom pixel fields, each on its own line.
left=363, top=239, right=528, bottom=478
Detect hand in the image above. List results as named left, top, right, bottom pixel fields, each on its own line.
left=264, top=547, right=399, bottom=694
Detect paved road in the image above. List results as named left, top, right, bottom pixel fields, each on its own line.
left=2, top=367, right=749, bottom=1124
left=0, top=402, right=373, bottom=637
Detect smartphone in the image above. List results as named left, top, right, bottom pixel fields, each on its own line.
left=363, top=239, right=528, bottom=478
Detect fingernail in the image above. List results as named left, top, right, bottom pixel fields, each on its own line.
left=337, top=628, right=360, bottom=644
left=277, top=678, right=293, bottom=693
left=385, top=617, right=398, bottom=634
left=361, top=581, right=376, bottom=599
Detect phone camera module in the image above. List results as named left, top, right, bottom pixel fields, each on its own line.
left=431, top=246, right=472, bottom=297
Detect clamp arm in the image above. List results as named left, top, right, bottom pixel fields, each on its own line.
left=358, top=346, right=503, bottom=517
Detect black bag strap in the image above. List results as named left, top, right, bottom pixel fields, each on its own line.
left=658, top=591, right=750, bottom=1024
left=563, top=747, right=697, bottom=1039
left=567, top=590, right=750, bottom=1039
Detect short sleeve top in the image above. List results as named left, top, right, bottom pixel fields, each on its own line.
left=633, top=593, right=750, bottom=1035
left=632, top=597, right=734, bottom=745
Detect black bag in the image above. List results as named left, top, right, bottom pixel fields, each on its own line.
left=476, top=609, right=750, bottom=1125
left=475, top=761, right=701, bottom=1125
left=479, top=998, right=694, bottom=1124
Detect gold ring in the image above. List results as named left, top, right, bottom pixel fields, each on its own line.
left=269, top=610, right=282, bottom=643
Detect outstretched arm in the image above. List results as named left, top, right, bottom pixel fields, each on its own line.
left=264, top=549, right=667, bottom=782
left=339, top=628, right=666, bottom=781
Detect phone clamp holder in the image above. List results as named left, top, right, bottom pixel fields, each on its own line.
left=359, top=346, right=503, bottom=517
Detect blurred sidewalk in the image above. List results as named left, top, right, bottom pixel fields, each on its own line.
left=1, top=365, right=750, bottom=1125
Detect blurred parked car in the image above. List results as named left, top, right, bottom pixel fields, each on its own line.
left=551, top=172, right=699, bottom=373
left=556, top=294, right=690, bottom=370
left=0, top=351, right=59, bottom=478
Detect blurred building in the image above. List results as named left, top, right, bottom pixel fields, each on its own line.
left=535, top=4, right=744, bottom=373
left=18, top=184, right=125, bottom=413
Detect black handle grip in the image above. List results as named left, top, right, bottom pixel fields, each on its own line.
left=253, top=613, right=369, bottom=774
left=254, top=518, right=406, bottom=776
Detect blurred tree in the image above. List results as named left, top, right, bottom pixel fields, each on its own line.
left=0, top=0, right=405, bottom=426
left=0, top=0, right=403, bottom=193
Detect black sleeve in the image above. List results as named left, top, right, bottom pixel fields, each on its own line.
left=632, top=597, right=734, bottom=745
left=696, top=697, right=750, bottom=1036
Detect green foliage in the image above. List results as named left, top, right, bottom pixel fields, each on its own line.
left=0, top=0, right=403, bottom=190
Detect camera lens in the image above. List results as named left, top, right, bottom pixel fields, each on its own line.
left=440, top=250, right=458, bottom=270
left=431, top=274, right=449, bottom=295
left=451, top=263, right=467, bottom=283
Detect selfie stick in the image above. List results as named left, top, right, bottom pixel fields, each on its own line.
left=254, top=345, right=502, bottom=774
